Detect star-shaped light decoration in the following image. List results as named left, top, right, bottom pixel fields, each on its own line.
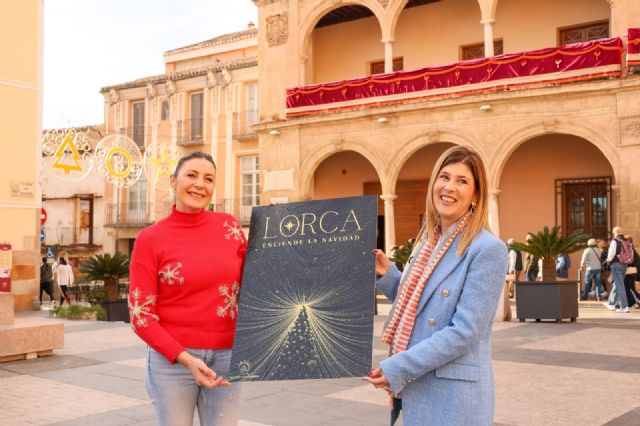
left=285, top=221, right=295, bottom=231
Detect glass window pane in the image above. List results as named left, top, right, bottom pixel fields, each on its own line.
left=571, top=198, right=585, bottom=227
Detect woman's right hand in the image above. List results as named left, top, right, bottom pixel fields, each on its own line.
left=373, top=249, right=392, bottom=276
left=176, top=351, right=230, bottom=389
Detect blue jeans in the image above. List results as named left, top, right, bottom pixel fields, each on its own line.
left=582, top=269, right=602, bottom=299
left=609, top=262, right=629, bottom=309
left=145, top=347, right=240, bottom=426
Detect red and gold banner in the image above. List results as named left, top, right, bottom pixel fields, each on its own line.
left=286, top=37, right=623, bottom=117
left=628, top=28, right=640, bottom=66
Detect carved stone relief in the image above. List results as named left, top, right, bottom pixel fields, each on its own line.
left=620, top=115, right=640, bottom=145
left=267, top=12, right=288, bottom=47
left=146, top=83, right=156, bottom=99
left=109, top=89, right=119, bottom=105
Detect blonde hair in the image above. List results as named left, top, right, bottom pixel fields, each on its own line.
left=416, top=145, right=489, bottom=256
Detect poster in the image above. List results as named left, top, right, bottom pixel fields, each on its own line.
left=230, top=196, right=377, bottom=381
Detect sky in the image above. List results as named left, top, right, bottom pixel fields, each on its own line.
left=43, top=0, right=258, bottom=129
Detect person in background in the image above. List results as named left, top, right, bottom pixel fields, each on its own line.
left=580, top=239, right=603, bottom=301
left=555, top=253, right=571, bottom=279
left=623, top=236, right=640, bottom=309
left=129, top=151, right=247, bottom=426
left=39, top=257, right=54, bottom=308
left=507, top=238, right=522, bottom=297
left=524, top=235, right=539, bottom=282
left=55, top=256, right=73, bottom=306
left=603, top=227, right=631, bottom=313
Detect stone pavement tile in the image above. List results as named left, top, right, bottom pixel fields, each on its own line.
left=491, top=322, right=579, bottom=351
left=325, top=383, right=387, bottom=407
left=0, top=375, right=146, bottom=425
left=311, top=397, right=388, bottom=420
left=604, top=406, right=640, bottom=426
left=518, top=327, right=640, bottom=358
left=239, top=403, right=338, bottom=426
left=56, top=327, right=140, bottom=356
left=77, top=346, right=148, bottom=363
left=0, top=369, right=19, bottom=378
left=48, top=412, right=135, bottom=426
left=96, top=403, right=155, bottom=422
left=63, top=321, right=124, bottom=334
left=285, top=378, right=361, bottom=396
left=494, top=360, right=640, bottom=426
left=81, top=363, right=144, bottom=381
left=113, top=357, right=146, bottom=369
left=32, top=368, right=142, bottom=394
left=0, top=354, right=100, bottom=374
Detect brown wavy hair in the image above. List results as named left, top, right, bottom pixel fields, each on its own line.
left=416, top=145, right=489, bottom=256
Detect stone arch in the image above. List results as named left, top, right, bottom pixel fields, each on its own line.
left=386, top=0, right=484, bottom=41
left=387, top=130, right=489, bottom=194
left=299, top=1, right=387, bottom=66
left=492, top=121, right=620, bottom=187
left=299, top=140, right=387, bottom=199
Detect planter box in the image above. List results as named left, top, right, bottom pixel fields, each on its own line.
left=515, top=281, right=579, bottom=323
left=100, top=299, right=130, bottom=323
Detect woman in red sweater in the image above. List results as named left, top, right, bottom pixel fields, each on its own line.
left=129, top=151, right=247, bottom=425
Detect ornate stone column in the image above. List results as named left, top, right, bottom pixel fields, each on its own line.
left=488, top=189, right=501, bottom=237
left=380, top=194, right=397, bottom=254
left=382, top=38, right=395, bottom=73
left=481, top=18, right=495, bottom=57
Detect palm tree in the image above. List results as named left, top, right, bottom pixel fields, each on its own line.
left=76, top=253, right=130, bottom=301
left=510, top=226, right=589, bottom=281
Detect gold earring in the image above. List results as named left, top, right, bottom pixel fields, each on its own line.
left=470, top=201, right=477, bottom=213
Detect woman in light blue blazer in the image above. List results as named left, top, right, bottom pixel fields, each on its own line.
left=366, top=146, right=508, bottom=426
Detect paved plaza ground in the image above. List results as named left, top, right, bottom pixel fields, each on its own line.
left=0, top=302, right=639, bottom=426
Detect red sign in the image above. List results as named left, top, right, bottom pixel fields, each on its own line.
left=41, top=208, right=47, bottom=225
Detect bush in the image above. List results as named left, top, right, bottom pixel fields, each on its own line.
left=50, top=304, right=107, bottom=321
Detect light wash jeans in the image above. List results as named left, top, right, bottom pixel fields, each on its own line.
left=582, top=269, right=602, bottom=299
left=145, top=347, right=240, bottom=426
left=609, top=262, right=629, bottom=309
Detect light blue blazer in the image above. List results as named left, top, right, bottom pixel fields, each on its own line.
left=377, top=229, right=508, bottom=426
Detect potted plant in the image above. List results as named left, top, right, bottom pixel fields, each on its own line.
left=389, top=238, right=416, bottom=271
left=510, top=226, right=589, bottom=323
left=75, top=253, right=130, bottom=322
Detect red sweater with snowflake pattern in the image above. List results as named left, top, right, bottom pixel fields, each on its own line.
left=129, top=206, right=247, bottom=363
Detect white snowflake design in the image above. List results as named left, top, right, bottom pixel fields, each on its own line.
left=217, top=281, right=240, bottom=319
left=223, top=220, right=244, bottom=242
left=159, top=262, right=184, bottom=286
left=128, top=287, right=159, bottom=329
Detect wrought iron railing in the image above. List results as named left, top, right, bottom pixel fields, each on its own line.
left=42, top=227, right=100, bottom=246
left=233, top=110, right=259, bottom=137
left=118, top=125, right=148, bottom=148
left=177, top=117, right=204, bottom=145
left=209, top=198, right=255, bottom=224
left=105, top=203, right=153, bottom=226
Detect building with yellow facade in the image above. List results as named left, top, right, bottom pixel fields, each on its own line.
left=0, top=0, right=43, bottom=311
left=250, top=0, right=640, bottom=280
left=100, top=24, right=260, bottom=254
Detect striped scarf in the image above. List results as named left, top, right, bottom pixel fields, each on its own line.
left=381, top=212, right=471, bottom=354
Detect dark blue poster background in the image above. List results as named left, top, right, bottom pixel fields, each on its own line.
left=229, top=195, right=377, bottom=381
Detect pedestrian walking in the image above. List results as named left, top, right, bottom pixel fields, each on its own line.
left=602, top=227, right=632, bottom=313
left=39, top=257, right=54, bottom=307
left=55, top=256, right=73, bottom=305
left=580, top=239, right=603, bottom=301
